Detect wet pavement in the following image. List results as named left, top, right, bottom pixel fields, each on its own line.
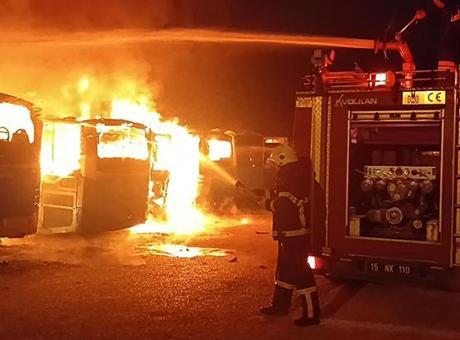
left=1, top=213, right=460, bottom=339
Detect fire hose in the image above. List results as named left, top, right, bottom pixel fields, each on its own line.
left=234, top=180, right=265, bottom=206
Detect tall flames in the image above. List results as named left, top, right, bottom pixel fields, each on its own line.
left=96, top=123, right=149, bottom=160
left=208, top=139, right=232, bottom=161
left=111, top=98, right=204, bottom=234
left=39, top=76, right=205, bottom=234
left=40, top=122, right=81, bottom=177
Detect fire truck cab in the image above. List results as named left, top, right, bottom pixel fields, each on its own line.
left=295, top=63, right=460, bottom=287
left=0, top=94, right=42, bottom=238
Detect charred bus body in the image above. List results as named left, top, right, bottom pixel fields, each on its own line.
left=0, top=94, right=42, bottom=238
left=295, top=66, right=460, bottom=286
left=39, top=118, right=151, bottom=233
left=199, top=129, right=270, bottom=211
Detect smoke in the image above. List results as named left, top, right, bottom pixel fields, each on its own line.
left=0, top=0, right=177, bottom=31
left=0, top=0, right=233, bottom=125
left=0, top=0, right=176, bottom=119
left=0, top=0, right=299, bottom=133
left=0, top=27, right=286, bottom=131
left=0, top=39, right=159, bottom=119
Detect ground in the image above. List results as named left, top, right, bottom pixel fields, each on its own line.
left=1, top=213, right=460, bottom=339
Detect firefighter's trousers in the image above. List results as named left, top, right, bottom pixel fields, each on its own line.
left=272, top=237, right=318, bottom=316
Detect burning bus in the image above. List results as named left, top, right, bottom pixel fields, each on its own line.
left=199, top=129, right=270, bottom=211
left=292, top=30, right=460, bottom=286
left=0, top=94, right=42, bottom=238
left=199, top=129, right=236, bottom=211
left=39, top=118, right=151, bottom=233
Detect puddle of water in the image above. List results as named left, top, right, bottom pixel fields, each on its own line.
left=145, top=244, right=231, bottom=258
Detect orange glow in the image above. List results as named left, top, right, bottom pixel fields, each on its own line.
left=152, top=134, right=172, bottom=170
left=208, top=139, right=232, bottom=161
left=0, top=102, right=34, bottom=143
left=96, top=123, right=149, bottom=160
left=109, top=99, right=204, bottom=235
left=77, top=76, right=90, bottom=94
left=155, top=123, right=202, bottom=233
left=40, top=122, right=81, bottom=177
left=240, top=217, right=250, bottom=225
left=38, top=75, right=205, bottom=234
left=40, top=120, right=149, bottom=177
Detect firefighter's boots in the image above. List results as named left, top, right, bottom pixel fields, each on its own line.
left=294, top=290, right=320, bottom=327
left=259, top=285, right=292, bottom=315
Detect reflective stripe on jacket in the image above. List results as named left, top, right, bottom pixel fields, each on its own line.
left=267, top=190, right=310, bottom=238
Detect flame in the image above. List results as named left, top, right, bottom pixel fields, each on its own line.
left=96, top=123, right=149, bottom=160
left=38, top=75, right=205, bottom=234
left=40, top=120, right=150, bottom=177
left=110, top=100, right=204, bottom=235
left=40, top=122, right=81, bottom=177
left=0, top=102, right=34, bottom=143
left=240, top=217, right=250, bottom=225
left=155, top=123, right=202, bottom=233
left=152, top=134, right=172, bottom=171
left=208, top=139, right=232, bottom=161
left=77, top=76, right=90, bottom=94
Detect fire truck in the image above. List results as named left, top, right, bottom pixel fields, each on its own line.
left=0, top=94, right=42, bottom=238
left=292, top=32, right=460, bottom=287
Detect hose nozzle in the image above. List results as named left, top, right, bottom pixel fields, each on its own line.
left=235, top=180, right=264, bottom=205
left=235, top=180, right=247, bottom=190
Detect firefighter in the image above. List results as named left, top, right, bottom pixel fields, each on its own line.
left=259, top=144, right=320, bottom=327
left=433, top=0, right=460, bottom=71
left=417, top=0, right=460, bottom=70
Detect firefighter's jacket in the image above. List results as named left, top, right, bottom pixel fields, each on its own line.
left=265, top=160, right=311, bottom=242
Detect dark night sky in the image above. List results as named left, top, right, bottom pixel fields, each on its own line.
left=0, top=0, right=448, bottom=135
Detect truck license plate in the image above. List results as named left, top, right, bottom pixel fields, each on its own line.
left=365, top=262, right=414, bottom=276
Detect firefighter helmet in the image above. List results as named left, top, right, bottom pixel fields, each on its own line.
left=268, top=144, right=298, bottom=167
left=433, top=0, right=445, bottom=9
